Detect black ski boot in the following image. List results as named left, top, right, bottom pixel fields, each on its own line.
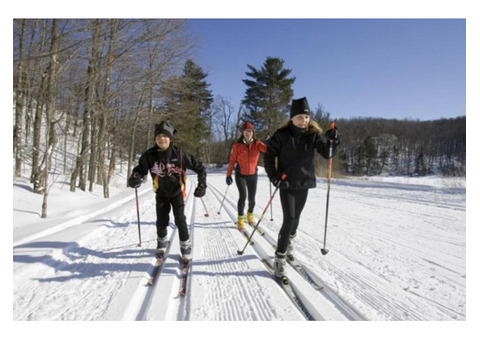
left=180, top=239, right=192, bottom=261
left=156, top=235, right=169, bottom=257
left=274, top=252, right=287, bottom=278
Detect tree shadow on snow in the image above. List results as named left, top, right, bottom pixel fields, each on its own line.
left=91, top=218, right=156, bottom=229
left=13, top=240, right=156, bottom=283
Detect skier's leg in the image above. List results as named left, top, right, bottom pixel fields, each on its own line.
left=276, top=189, right=296, bottom=255
left=155, top=194, right=171, bottom=238
left=171, top=193, right=192, bottom=260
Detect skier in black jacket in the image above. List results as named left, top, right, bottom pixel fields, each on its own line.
left=128, top=121, right=206, bottom=260
left=264, top=97, right=340, bottom=277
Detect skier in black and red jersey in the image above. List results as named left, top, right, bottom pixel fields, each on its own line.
left=128, top=121, right=206, bottom=261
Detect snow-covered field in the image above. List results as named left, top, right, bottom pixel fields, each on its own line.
left=12, top=166, right=471, bottom=337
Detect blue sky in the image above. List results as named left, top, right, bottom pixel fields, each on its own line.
left=187, top=19, right=465, bottom=121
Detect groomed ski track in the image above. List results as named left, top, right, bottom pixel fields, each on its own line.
left=13, top=170, right=364, bottom=321
left=130, top=179, right=362, bottom=320
left=14, top=168, right=466, bottom=321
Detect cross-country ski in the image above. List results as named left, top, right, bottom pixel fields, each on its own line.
left=178, top=258, right=191, bottom=297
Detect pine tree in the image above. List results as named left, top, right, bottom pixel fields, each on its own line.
left=241, top=57, right=295, bottom=138
left=161, top=59, right=213, bottom=157
left=416, top=151, right=428, bottom=176
left=313, top=104, right=331, bottom=132
left=364, top=136, right=379, bottom=176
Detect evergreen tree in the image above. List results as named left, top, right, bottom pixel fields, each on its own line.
left=364, top=136, right=379, bottom=176
left=241, top=57, right=295, bottom=138
left=161, top=59, right=213, bottom=157
left=313, top=104, right=331, bottom=131
left=416, top=151, right=428, bottom=176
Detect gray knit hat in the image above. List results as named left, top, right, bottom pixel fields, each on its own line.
left=154, top=120, right=177, bottom=139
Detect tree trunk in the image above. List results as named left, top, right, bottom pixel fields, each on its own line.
left=70, top=20, right=102, bottom=192
left=13, top=19, right=26, bottom=178
left=41, top=19, right=59, bottom=217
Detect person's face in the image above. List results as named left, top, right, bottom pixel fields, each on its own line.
left=291, top=114, right=310, bottom=129
left=242, top=129, right=253, bottom=140
left=155, top=134, right=171, bottom=150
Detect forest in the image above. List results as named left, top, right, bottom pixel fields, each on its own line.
left=332, top=116, right=466, bottom=177
left=13, top=19, right=466, bottom=217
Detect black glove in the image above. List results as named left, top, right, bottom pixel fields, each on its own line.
left=271, top=175, right=289, bottom=189
left=226, top=176, right=233, bottom=186
left=194, top=184, right=206, bottom=198
left=128, top=172, right=142, bottom=188
left=325, top=126, right=340, bottom=143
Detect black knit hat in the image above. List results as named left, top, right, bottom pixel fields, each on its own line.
left=154, top=120, right=177, bottom=139
left=290, top=97, right=310, bottom=118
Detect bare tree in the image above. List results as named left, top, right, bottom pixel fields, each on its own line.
left=126, top=20, right=194, bottom=180
left=96, top=19, right=119, bottom=198
left=13, top=19, right=198, bottom=200
left=39, top=19, right=60, bottom=217
left=13, top=19, right=27, bottom=178
left=70, top=19, right=102, bottom=192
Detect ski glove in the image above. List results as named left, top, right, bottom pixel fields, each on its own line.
left=325, top=126, right=340, bottom=143
left=226, top=176, right=233, bottom=186
left=194, top=184, right=206, bottom=198
left=128, top=172, right=142, bottom=188
left=271, top=176, right=289, bottom=189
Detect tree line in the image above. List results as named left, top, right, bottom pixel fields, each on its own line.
left=334, top=116, right=466, bottom=177
left=13, top=19, right=465, bottom=218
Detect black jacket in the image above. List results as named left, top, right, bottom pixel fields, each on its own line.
left=264, top=122, right=338, bottom=190
left=132, top=144, right=206, bottom=197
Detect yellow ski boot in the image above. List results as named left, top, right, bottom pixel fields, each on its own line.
left=237, top=215, right=245, bottom=230
left=247, top=212, right=255, bottom=226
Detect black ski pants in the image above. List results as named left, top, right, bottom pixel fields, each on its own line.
left=235, top=173, right=258, bottom=216
left=276, top=188, right=309, bottom=255
left=155, top=193, right=189, bottom=242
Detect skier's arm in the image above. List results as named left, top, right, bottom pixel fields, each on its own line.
left=263, top=133, right=280, bottom=182
left=226, top=144, right=237, bottom=177
left=183, top=151, right=207, bottom=190
left=128, top=152, right=149, bottom=188
left=257, top=140, right=267, bottom=153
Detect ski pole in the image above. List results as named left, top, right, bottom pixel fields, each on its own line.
left=200, top=196, right=210, bottom=217
left=269, top=182, right=274, bottom=221
left=217, top=185, right=230, bottom=214
left=237, top=174, right=286, bottom=255
left=266, top=135, right=274, bottom=222
left=134, top=188, right=142, bottom=247
left=321, top=123, right=335, bottom=255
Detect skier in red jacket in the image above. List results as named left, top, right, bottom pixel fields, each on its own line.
left=226, top=122, right=267, bottom=230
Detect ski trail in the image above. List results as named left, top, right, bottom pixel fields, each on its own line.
left=289, top=179, right=466, bottom=320
left=209, top=182, right=365, bottom=320
left=188, top=186, right=303, bottom=320
left=13, top=195, right=158, bottom=320
left=13, top=170, right=465, bottom=321
left=13, top=187, right=152, bottom=248
left=126, top=180, right=197, bottom=321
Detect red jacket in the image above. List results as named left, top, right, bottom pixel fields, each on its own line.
left=227, top=139, right=267, bottom=176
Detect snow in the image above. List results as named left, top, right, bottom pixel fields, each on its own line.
left=11, top=165, right=475, bottom=338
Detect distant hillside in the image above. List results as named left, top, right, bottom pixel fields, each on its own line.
left=331, top=116, right=466, bottom=176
